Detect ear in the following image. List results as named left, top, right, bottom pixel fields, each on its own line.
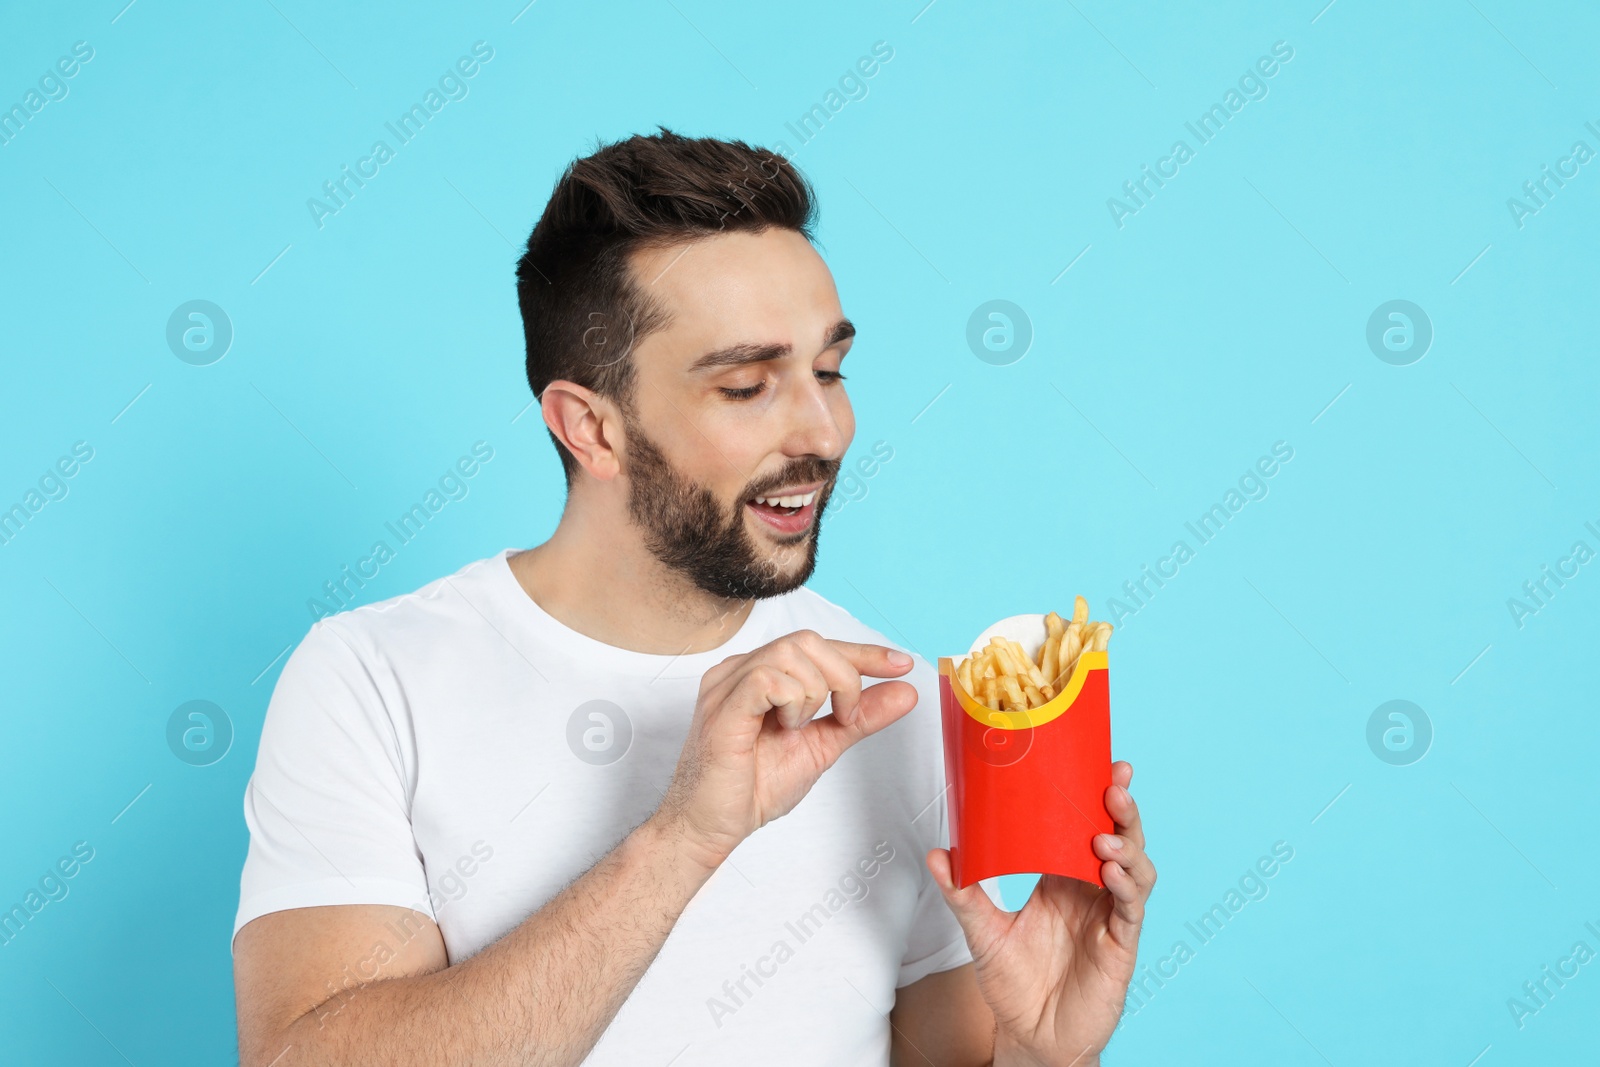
left=540, top=380, right=623, bottom=481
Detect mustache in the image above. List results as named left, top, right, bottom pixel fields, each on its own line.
left=742, top=457, right=840, bottom=501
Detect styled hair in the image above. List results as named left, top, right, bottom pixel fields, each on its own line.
left=515, top=127, right=818, bottom=485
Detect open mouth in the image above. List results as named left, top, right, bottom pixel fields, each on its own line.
left=745, top=485, right=821, bottom=536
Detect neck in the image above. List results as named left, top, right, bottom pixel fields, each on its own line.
left=508, top=484, right=753, bottom=655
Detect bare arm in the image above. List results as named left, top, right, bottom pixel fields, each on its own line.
left=235, top=812, right=715, bottom=1067
left=889, top=963, right=996, bottom=1067
left=234, top=631, right=919, bottom=1067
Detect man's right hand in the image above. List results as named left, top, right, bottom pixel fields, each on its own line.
left=654, top=629, right=919, bottom=871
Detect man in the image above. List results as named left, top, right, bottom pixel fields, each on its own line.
left=232, top=128, right=1156, bottom=1066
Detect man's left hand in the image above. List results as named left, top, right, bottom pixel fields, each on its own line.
left=926, top=760, right=1156, bottom=1067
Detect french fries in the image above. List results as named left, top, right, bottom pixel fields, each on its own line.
left=955, top=596, right=1113, bottom=712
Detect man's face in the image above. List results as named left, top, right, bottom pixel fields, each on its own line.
left=617, top=227, right=856, bottom=599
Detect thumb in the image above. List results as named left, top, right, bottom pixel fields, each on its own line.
left=807, top=679, right=917, bottom=768
left=926, top=848, right=1012, bottom=959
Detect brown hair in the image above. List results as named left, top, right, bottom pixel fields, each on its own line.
left=516, top=127, right=818, bottom=485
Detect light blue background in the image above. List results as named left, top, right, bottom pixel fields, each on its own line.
left=3, top=0, right=1597, bottom=1063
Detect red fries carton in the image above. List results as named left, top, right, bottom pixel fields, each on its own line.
left=937, top=614, right=1113, bottom=890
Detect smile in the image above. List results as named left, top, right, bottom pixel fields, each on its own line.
left=745, top=483, right=822, bottom=536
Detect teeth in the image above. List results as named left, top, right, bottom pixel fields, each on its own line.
left=754, top=490, right=817, bottom=508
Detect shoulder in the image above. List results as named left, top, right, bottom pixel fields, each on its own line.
left=259, top=556, right=510, bottom=751
left=307, top=551, right=507, bottom=660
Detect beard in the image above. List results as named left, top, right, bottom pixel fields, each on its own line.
left=623, top=420, right=838, bottom=600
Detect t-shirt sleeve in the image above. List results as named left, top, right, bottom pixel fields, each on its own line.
left=896, top=794, right=975, bottom=986
left=232, top=620, right=435, bottom=954
left=897, top=663, right=975, bottom=987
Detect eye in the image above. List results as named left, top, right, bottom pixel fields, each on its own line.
left=719, top=381, right=766, bottom=400
left=815, top=369, right=847, bottom=384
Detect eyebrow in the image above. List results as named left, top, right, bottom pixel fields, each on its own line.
left=688, top=318, right=855, bottom=372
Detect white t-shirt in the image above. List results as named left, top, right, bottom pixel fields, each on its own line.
left=234, top=548, right=971, bottom=1063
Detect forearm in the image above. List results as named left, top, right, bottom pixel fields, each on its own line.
left=268, top=813, right=714, bottom=1067
left=993, top=1032, right=1101, bottom=1067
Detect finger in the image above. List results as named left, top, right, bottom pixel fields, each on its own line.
left=708, top=639, right=831, bottom=730
left=1104, top=782, right=1145, bottom=851
left=699, top=647, right=768, bottom=711
left=925, top=848, right=1013, bottom=959
left=1093, top=832, right=1156, bottom=943
left=824, top=639, right=915, bottom=680
left=698, top=652, right=751, bottom=705
left=784, top=632, right=867, bottom=725
left=1112, top=760, right=1133, bottom=789
left=1093, top=833, right=1156, bottom=895
left=723, top=664, right=808, bottom=728
left=1097, top=833, right=1157, bottom=942
left=761, top=642, right=834, bottom=729
left=1100, top=859, right=1147, bottom=947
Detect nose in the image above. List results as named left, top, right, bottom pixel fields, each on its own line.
left=780, top=369, right=850, bottom=462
